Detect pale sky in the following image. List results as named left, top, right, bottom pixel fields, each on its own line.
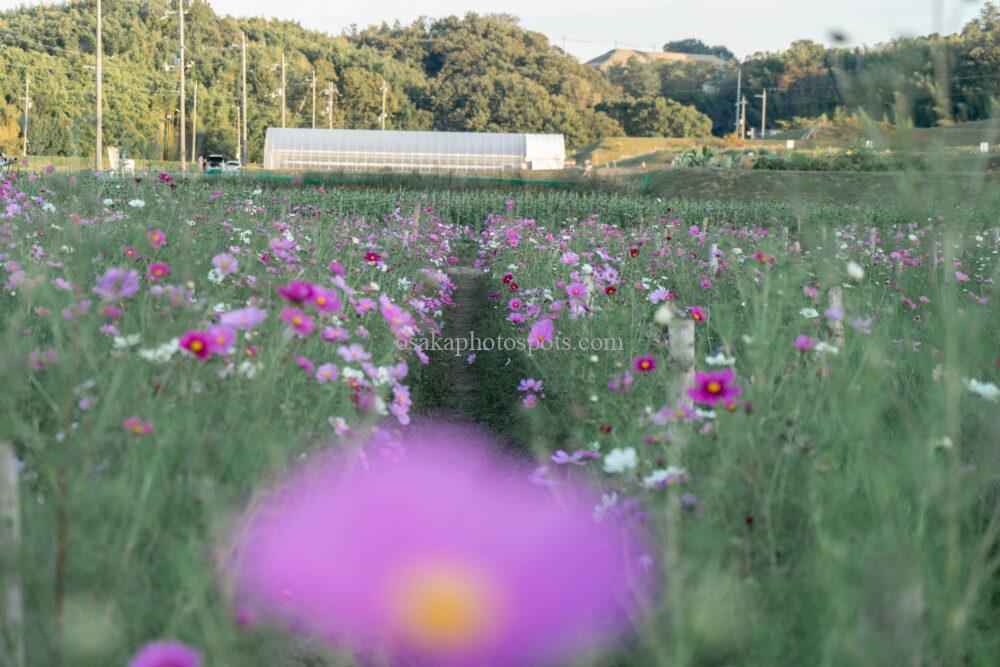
left=1, top=0, right=992, bottom=60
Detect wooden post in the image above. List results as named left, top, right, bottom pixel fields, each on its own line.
left=709, top=243, right=719, bottom=276
left=0, top=442, right=23, bottom=667
left=828, top=287, right=844, bottom=346
left=664, top=317, right=694, bottom=651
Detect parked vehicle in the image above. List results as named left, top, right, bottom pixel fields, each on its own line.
left=205, top=155, right=226, bottom=174
left=225, top=160, right=241, bottom=172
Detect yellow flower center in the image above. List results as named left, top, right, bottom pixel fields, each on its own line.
left=130, top=424, right=146, bottom=434
left=316, top=296, right=326, bottom=305
left=292, top=316, right=303, bottom=326
left=707, top=381, right=722, bottom=394
left=391, top=564, right=498, bottom=652
left=190, top=340, right=204, bottom=352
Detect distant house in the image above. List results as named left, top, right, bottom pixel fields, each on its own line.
left=262, top=129, right=566, bottom=172
left=587, top=49, right=725, bottom=71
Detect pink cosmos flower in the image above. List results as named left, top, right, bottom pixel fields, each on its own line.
left=321, top=327, right=350, bottom=342
left=528, top=319, right=554, bottom=349
left=688, top=368, right=742, bottom=405
left=147, top=229, right=166, bottom=249
left=128, top=640, right=200, bottom=667
left=688, top=306, right=707, bottom=323
left=794, top=335, right=815, bottom=351
left=380, top=295, right=414, bottom=331
left=123, top=246, right=138, bottom=259
left=633, top=356, right=657, bottom=373
left=955, top=271, right=971, bottom=283
left=337, top=343, right=371, bottom=363
left=281, top=307, right=314, bottom=337
left=220, top=306, right=268, bottom=330
left=180, top=330, right=213, bottom=360
left=123, top=416, right=153, bottom=436
left=328, top=261, right=345, bottom=276
left=313, top=287, right=343, bottom=314
left=565, top=282, right=587, bottom=300
left=560, top=251, right=579, bottom=266
left=147, top=262, right=170, bottom=283
left=207, top=326, right=236, bottom=355
left=93, top=268, right=140, bottom=301
left=227, top=423, right=644, bottom=666
left=316, top=363, right=339, bottom=384
left=296, top=356, right=315, bottom=374
left=212, top=253, right=239, bottom=276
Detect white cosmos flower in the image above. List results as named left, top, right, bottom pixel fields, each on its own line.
left=705, top=352, right=736, bottom=366
left=964, top=378, right=1000, bottom=401
left=128, top=199, right=145, bottom=208
left=800, top=308, right=820, bottom=318
left=138, top=338, right=180, bottom=362
left=112, top=334, right=142, bottom=349
left=846, top=261, right=865, bottom=281
left=602, top=447, right=638, bottom=474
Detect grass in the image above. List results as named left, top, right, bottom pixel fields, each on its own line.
left=1, top=164, right=999, bottom=665
left=574, top=136, right=782, bottom=166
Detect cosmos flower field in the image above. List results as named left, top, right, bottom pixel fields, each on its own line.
left=1, top=167, right=999, bottom=666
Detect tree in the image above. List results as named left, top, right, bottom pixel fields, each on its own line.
left=663, top=38, right=735, bottom=61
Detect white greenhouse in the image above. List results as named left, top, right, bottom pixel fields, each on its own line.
left=262, top=128, right=566, bottom=172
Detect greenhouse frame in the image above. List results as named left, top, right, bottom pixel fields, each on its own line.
left=262, top=128, right=566, bottom=172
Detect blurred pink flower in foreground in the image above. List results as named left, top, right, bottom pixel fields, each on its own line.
left=128, top=640, right=200, bottom=667
left=227, top=422, right=645, bottom=666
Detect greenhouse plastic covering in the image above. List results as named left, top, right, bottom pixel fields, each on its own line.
left=263, top=128, right=566, bottom=172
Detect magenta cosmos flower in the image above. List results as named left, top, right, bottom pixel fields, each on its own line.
left=633, top=356, right=657, bottom=373
left=688, top=368, right=742, bottom=405
left=179, top=330, right=213, bottom=360
left=128, top=640, right=200, bottom=667
left=688, top=368, right=743, bottom=405
left=146, top=262, right=171, bottom=283
left=278, top=281, right=315, bottom=304
left=227, top=423, right=645, bottom=667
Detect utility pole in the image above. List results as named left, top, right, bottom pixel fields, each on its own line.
left=755, top=88, right=767, bottom=139
left=280, top=51, right=286, bottom=128
left=311, top=68, right=317, bottom=129
left=178, top=0, right=186, bottom=171
left=22, top=75, right=29, bottom=157
left=190, top=81, right=197, bottom=162
left=241, top=32, right=248, bottom=165
left=734, top=66, right=742, bottom=137
left=380, top=78, right=388, bottom=131
left=327, top=84, right=335, bottom=129
left=739, top=96, right=748, bottom=140
left=96, top=0, right=103, bottom=170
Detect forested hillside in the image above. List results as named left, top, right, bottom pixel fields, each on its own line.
left=1, top=0, right=998, bottom=161
left=0, top=2, right=630, bottom=159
